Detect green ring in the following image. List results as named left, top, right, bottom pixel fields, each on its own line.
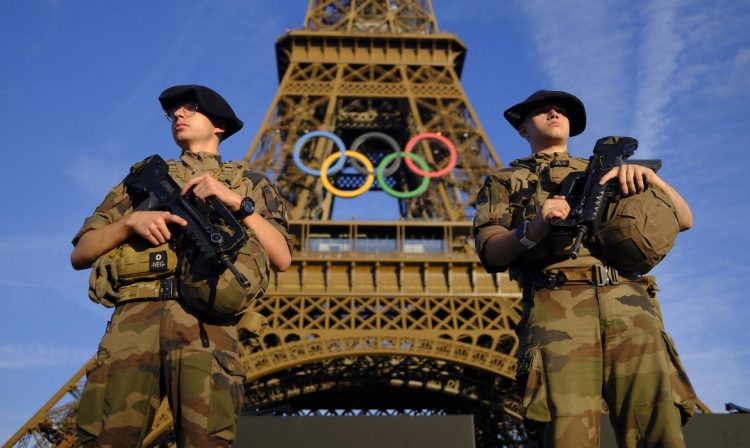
left=377, top=152, right=431, bottom=198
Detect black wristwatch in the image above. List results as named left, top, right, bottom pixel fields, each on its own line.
left=516, top=220, right=539, bottom=249
left=234, top=197, right=255, bottom=220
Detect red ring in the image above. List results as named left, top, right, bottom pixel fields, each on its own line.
left=404, top=132, right=458, bottom=177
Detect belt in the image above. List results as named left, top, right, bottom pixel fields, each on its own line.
left=531, top=265, right=631, bottom=289
left=116, top=277, right=179, bottom=304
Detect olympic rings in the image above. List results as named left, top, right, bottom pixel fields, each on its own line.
left=404, top=132, right=458, bottom=177
left=292, top=130, right=458, bottom=198
left=320, top=150, right=375, bottom=198
left=293, top=130, right=347, bottom=176
left=349, top=132, right=403, bottom=177
left=376, top=152, right=431, bottom=199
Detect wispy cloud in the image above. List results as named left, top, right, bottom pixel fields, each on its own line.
left=0, top=343, right=91, bottom=369
left=434, top=0, right=509, bottom=24
left=0, top=278, right=46, bottom=288
left=510, top=0, right=750, bottom=158
left=631, top=0, right=683, bottom=157
left=0, top=235, right=70, bottom=252
left=0, top=234, right=74, bottom=292
left=64, top=152, right=124, bottom=198
left=514, top=0, right=750, bottom=413
left=512, top=0, right=636, bottom=148
left=0, top=233, right=109, bottom=318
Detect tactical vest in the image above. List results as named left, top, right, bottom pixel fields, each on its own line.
left=169, top=159, right=271, bottom=320
left=88, top=158, right=270, bottom=322
left=488, top=153, right=608, bottom=277
left=490, top=152, right=679, bottom=277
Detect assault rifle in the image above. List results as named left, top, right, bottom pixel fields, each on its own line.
left=124, top=154, right=250, bottom=287
left=550, top=136, right=661, bottom=259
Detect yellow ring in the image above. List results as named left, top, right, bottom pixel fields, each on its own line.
left=320, top=150, right=375, bottom=198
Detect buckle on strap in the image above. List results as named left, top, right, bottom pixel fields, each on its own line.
left=159, top=277, right=176, bottom=299
left=593, top=265, right=620, bottom=286
left=522, top=270, right=567, bottom=290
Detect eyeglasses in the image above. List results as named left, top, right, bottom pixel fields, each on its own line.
left=165, top=101, right=199, bottom=122
left=530, top=105, right=567, bottom=117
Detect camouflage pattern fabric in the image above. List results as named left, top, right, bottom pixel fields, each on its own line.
left=517, top=281, right=686, bottom=447
left=77, top=300, right=245, bottom=447
left=638, top=276, right=698, bottom=425
left=474, top=152, right=604, bottom=275
left=473, top=151, right=695, bottom=447
left=72, top=151, right=291, bottom=252
left=73, top=151, right=291, bottom=446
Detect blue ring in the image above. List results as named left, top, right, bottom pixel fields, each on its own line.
left=292, top=131, right=347, bottom=176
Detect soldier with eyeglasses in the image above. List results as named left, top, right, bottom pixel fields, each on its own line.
left=71, top=85, right=292, bottom=447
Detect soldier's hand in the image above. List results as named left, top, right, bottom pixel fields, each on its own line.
left=600, top=164, right=657, bottom=196
left=182, top=174, right=242, bottom=211
left=125, top=211, right=187, bottom=246
left=540, top=195, right=570, bottom=222
left=527, top=195, right=569, bottom=240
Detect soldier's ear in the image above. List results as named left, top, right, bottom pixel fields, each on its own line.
left=213, top=121, right=227, bottom=139
left=518, top=124, right=528, bottom=139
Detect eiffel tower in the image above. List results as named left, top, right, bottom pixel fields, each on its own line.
left=6, top=1, right=526, bottom=447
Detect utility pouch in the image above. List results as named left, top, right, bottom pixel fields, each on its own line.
left=114, top=240, right=178, bottom=283
left=236, top=309, right=270, bottom=341
left=87, top=240, right=178, bottom=307
left=88, top=256, right=119, bottom=308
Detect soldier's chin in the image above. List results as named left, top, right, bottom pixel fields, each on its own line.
left=172, top=133, right=192, bottom=150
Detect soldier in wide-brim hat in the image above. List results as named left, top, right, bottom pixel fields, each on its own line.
left=473, top=89, right=697, bottom=446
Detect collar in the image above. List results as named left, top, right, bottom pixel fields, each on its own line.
left=512, top=150, right=573, bottom=168
left=531, top=151, right=571, bottom=162
left=180, top=150, right=222, bottom=172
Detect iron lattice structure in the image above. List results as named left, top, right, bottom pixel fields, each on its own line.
left=6, top=1, right=529, bottom=447
left=248, top=0, right=500, bottom=221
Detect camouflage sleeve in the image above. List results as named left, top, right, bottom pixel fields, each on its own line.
left=243, top=171, right=293, bottom=254
left=473, top=173, right=514, bottom=272
left=71, top=182, right=132, bottom=246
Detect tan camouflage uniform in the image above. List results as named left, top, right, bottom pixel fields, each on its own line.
left=74, top=151, right=291, bottom=447
left=474, top=151, right=696, bottom=447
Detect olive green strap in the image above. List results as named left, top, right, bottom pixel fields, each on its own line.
left=116, top=277, right=179, bottom=304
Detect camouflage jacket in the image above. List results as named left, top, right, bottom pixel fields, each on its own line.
left=73, top=151, right=291, bottom=309
left=473, top=150, right=607, bottom=275
left=74, top=150, right=290, bottom=248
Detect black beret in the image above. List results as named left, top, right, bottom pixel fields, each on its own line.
left=503, top=90, right=586, bottom=137
left=159, top=85, right=244, bottom=141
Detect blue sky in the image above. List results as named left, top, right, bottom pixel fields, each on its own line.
left=1, top=0, right=749, bottom=441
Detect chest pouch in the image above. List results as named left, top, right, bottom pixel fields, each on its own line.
left=512, top=162, right=573, bottom=269
left=88, top=239, right=178, bottom=307
left=114, top=239, right=178, bottom=283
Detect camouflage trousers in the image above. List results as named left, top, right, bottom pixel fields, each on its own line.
left=516, top=280, right=692, bottom=447
left=77, top=299, right=246, bottom=447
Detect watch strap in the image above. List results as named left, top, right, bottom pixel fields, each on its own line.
left=516, top=220, right=538, bottom=249
left=234, top=197, right=255, bottom=220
